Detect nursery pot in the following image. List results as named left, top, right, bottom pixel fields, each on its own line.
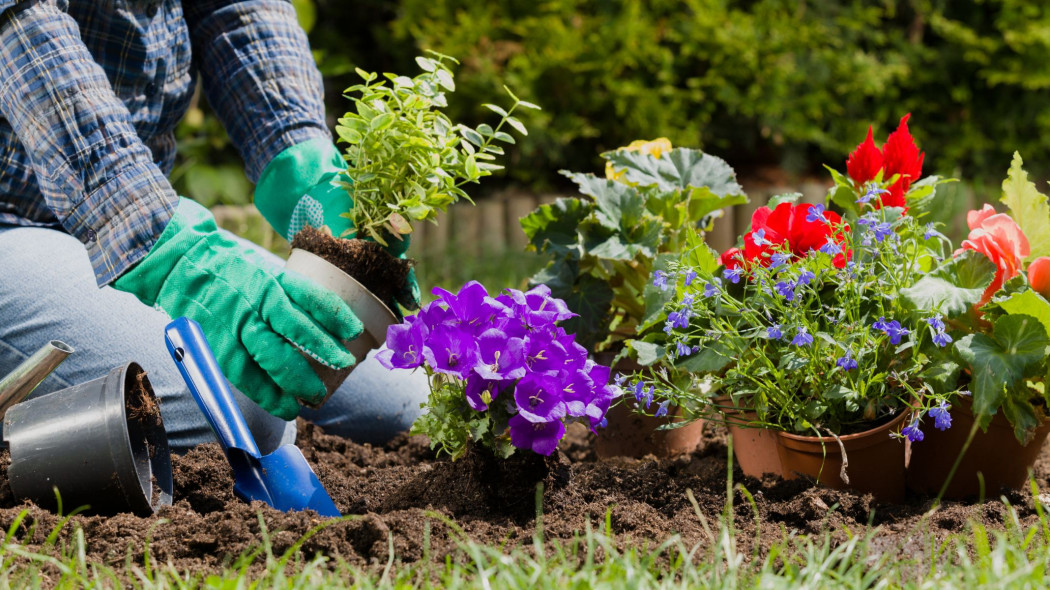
left=593, top=354, right=705, bottom=459
left=3, top=362, right=173, bottom=516
left=906, top=398, right=1050, bottom=500
left=776, top=410, right=911, bottom=503
left=285, top=248, right=398, bottom=407
left=717, top=401, right=784, bottom=478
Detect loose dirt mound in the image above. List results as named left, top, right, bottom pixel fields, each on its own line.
left=0, top=421, right=1043, bottom=579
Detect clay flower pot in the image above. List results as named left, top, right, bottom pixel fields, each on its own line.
left=721, top=409, right=785, bottom=478
left=776, top=410, right=911, bottom=503
left=285, top=248, right=397, bottom=406
left=593, top=354, right=704, bottom=459
left=907, top=397, right=1050, bottom=500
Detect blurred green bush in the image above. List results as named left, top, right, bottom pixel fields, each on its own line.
left=177, top=0, right=1050, bottom=203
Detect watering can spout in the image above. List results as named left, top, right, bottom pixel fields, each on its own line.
left=0, top=340, right=74, bottom=417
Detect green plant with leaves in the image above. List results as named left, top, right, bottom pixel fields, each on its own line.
left=520, top=140, right=748, bottom=356
left=334, top=52, right=537, bottom=246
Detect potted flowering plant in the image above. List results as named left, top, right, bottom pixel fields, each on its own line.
left=520, top=139, right=747, bottom=457
left=377, top=280, right=617, bottom=459
left=639, top=116, right=969, bottom=502
left=285, top=53, right=536, bottom=401
left=906, top=153, right=1050, bottom=499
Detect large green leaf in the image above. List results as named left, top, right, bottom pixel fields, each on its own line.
left=561, top=171, right=644, bottom=230
left=1001, top=152, right=1050, bottom=263
left=675, top=340, right=734, bottom=373
left=557, top=273, right=615, bottom=352
left=604, top=148, right=744, bottom=197
left=686, top=186, right=750, bottom=223
left=954, top=314, right=1049, bottom=428
left=519, top=197, right=590, bottom=255
left=998, top=290, right=1050, bottom=341
left=900, top=250, right=996, bottom=317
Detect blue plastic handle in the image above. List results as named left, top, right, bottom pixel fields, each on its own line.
left=164, top=317, right=261, bottom=459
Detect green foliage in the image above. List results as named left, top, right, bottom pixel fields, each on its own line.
left=388, top=0, right=1050, bottom=187
left=1001, top=152, right=1050, bottom=263
left=902, top=250, right=997, bottom=317
left=521, top=144, right=746, bottom=354
left=334, top=53, right=537, bottom=246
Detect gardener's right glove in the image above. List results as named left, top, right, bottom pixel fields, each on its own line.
left=113, top=197, right=363, bottom=420
left=254, top=138, right=421, bottom=314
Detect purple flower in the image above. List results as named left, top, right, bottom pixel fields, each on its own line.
left=753, top=229, right=771, bottom=247
left=929, top=402, right=952, bottom=431
left=836, top=352, right=858, bottom=371
left=874, top=317, right=910, bottom=345
left=675, top=341, right=692, bottom=357
left=464, top=375, right=501, bottom=411
left=796, top=269, right=816, bottom=287
left=557, top=368, right=596, bottom=418
left=872, top=222, right=894, bottom=243
left=724, top=267, right=743, bottom=284
left=682, top=294, right=695, bottom=307
left=513, top=373, right=567, bottom=423
left=642, top=385, right=655, bottom=409
left=523, top=333, right=567, bottom=374
left=431, top=281, right=510, bottom=334
left=655, top=400, right=670, bottom=418
left=770, top=252, right=790, bottom=270
left=704, top=280, right=721, bottom=298
left=376, top=320, right=426, bottom=370
left=857, top=183, right=887, bottom=205
left=806, top=204, right=828, bottom=224
left=473, top=329, right=527, bottom=381
left=932, top=330, right=953, bottom=348
left=775, top=280, right=796, bottom=301
left=652, top=270, right=669, bottom=291
left=820, top=238, right=842, bottom=256
left=633, top=380, right=645, bottom=402
left=902, top=421, right=924, bottom=442
left=791, top=326, right=813, bottom=347
left=926, top=315, right=946, bottom=332
left=767, top=323, right=783, bottom=340
left=924, top=223, right=935, bottom=240
left=684, top=269, right=698, bottom=286
left=508, top=414, right=565, bottom=456
left=422, top=324, right=480, bottom=379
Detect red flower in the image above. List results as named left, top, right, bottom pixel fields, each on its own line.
left=846, top=126, right=883, bottom=185
left=729, top=202, right=851, bottom=269
left=880, top=114, right=924, bottom=208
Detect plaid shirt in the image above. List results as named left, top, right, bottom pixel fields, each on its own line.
left=0, top=0, right=329, bottom=285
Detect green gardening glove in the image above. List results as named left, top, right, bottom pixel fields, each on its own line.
left=113, top=198, right=363, bottom=419
left=255, top=138, right=420, bottom=314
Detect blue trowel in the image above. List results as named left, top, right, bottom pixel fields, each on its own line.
left=164, top=317, right=341, bottom=517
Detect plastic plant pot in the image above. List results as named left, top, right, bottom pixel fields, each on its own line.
left=285, top=248, right=398, bottom=407
left=4, top=362, right=173, bottom=516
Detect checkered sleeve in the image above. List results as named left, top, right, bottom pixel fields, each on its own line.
left=184, top=0, right=331, bottom=184
left=0, top=1, right=177, bottom=286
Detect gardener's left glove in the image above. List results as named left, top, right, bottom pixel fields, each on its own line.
left=254, top=137, right=420, bottom=314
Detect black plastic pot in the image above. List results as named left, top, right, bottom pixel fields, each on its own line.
left=3, top=362, right=173, bottom=516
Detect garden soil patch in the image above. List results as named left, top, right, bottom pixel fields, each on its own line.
left=291, top=226, right=412, bottom=306
left=0, top=420, right=1046, bottom=581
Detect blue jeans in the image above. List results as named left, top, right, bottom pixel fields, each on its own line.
left=0, top=224, right=428, bottom=454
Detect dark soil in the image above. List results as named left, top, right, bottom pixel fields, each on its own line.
left=291, top=226, right=413, bottom=306
left=0, top=421, right=1047, bottom=581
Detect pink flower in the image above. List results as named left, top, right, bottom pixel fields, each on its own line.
left=955, top=204, right=1030, bottom=308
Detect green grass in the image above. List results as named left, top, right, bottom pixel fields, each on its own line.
left=7, top=477, right=1050, bottom=588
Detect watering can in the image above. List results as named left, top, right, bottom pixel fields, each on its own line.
left=164, top=317, right=341, bottom=517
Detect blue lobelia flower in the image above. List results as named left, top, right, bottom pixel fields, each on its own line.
left=753, top=228, right=772, bottom=247
left=820, top=238, right=842, bottom=256
left=704, top=280, right=721, bottom=298
left=806, top=204, right=829, bottom=224
left=796, top=269, right=816, bottom=287
left=926, top=315, right=946, bottom=332
left=929, top=402, right=952, bottom=431
left=874, top=316, right=910, bottom=345
left=675, top=341, right=692, bottom=357
left=791, top=326, right=813, bottom=347
left=633, top=380, right=645, bottom=402
left=872, top=222, right=894, bottom=243
left=652, top=270, right=670, bottom=291
left=767, top=323, right=783, bottom=340
left=654, top=400, right=670, bottom=418
left=684, top=269, right=698, bottom=286
left=924, top=223, right=935, bottom=240
left=724, top=267, right=743, bottom=284
left=836, top=352, right=858, bottom=371
left=857, top=183, right=888, bottom=205
left=775, top=280, right=796, bottom=301
left=932, top=331, right=953, bottom=347
left=901, top=420, right=925, bottom=442
left=770, top=252, right=790, bottom=270
left=682, top=294, right=696, bottom=307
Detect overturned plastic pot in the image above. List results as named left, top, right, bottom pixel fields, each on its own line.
left=3, top=362, right=173, bottom=516
left=285, top=248, right=398, bottom=407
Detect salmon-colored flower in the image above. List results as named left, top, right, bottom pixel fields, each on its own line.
left=1028, top=257, right=1050, bottom=300
left=846, top=127, right=883, bottom=186
left=605, top=138, right=673, bottom=182
left=955, top=204, right=1030, bottom=308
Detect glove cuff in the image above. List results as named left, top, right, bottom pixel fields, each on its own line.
left=255, top=138, right=348, bottom=241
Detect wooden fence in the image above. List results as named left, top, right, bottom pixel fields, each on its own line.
left=212, top=180, right=981, bottom=259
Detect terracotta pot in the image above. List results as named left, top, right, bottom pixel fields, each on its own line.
left=593, top=354, right=705, bottom=459
left=906, top=397, right=1050, bottom=500
left=285, top=248, right=398, bottom=407
left=726, top=420, right=784, bottom=479
left=776, top=410, right=911, bottom=503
